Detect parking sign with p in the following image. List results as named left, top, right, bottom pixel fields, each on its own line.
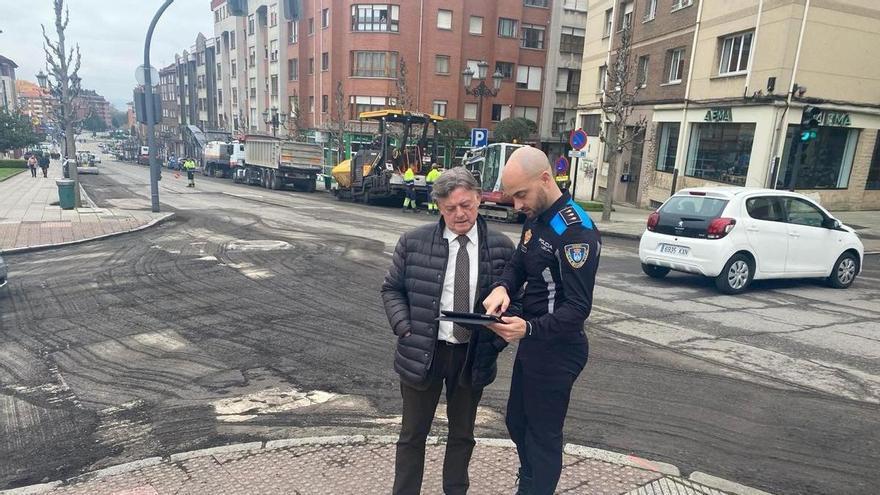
left=470, top=128, right=489, bottom=148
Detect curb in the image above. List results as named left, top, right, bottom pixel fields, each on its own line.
left=0, top=435, right=771, bottom=495
left=0, top=212, right=175, bottom=255
left=597, top=229, right=642, bottom=241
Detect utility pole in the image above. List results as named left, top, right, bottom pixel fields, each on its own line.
left=144, top=0, right=174, bottom=213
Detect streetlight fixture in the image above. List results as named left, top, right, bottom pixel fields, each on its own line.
left=462, top=60, right=503, bottom=129
left=263, top=106, right=287, bottom=137
left=36, top=70, right=48, bottom=89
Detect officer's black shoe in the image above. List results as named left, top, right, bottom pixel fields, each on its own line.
left=514, top=469, right=533, bottom=495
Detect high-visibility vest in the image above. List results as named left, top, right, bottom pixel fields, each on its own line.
left=403, top=168, right=415, bottom=185
left=426, top=168, right=441, bottom=185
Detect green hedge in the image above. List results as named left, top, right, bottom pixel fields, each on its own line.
left=576, top=200, right=605, bottom=212
left=0, top=159, right=27, bottom=168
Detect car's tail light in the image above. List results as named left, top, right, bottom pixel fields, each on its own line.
left=647, top=211, right=660, bottom=231
left=707, top=218, right=736, bottom=239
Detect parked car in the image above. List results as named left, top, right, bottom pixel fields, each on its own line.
left=0, top=253, right=7, bottom=290
left=638, top=187, right=864, bottom=294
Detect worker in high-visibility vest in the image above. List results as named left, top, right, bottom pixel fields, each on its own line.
left=183, top=157, right=197, bottom=188
left=425, top=163, right=442, bottom=215
left=402, top=165, right=418, bottom=213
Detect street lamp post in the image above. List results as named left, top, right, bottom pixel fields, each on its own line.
left=263, top=106, right=287, bottom=137
left=461, top=60, right=503, bottom=129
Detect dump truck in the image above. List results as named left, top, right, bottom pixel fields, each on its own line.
left=464, top=142, right=526, bottom=222
left=203, top=140, right=245, bottom=178
left=234, top=135, right=322, bottom=191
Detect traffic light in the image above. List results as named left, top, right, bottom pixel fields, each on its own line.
left=799, top=105, right=821, bottom=142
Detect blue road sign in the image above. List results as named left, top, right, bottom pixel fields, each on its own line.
left=555, top=156, right=569, bottom=174
left=569, top=129, right=588, bottom=150
left=471, top=128, right=489, bottom=148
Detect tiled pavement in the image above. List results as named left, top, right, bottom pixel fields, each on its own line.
left=2, top=437, right=771, bottom=495
left=0, top=163, right=172, bottom=253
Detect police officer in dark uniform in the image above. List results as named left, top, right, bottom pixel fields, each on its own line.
left=484, top=146, right=600, bottom=495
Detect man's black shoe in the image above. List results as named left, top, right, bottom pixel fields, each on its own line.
left=514, top=470, right=533, bottom=495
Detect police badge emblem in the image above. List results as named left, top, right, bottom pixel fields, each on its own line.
left=564, top=243, right=590, bottom=269
left=521, top=229, right=532, bottom=252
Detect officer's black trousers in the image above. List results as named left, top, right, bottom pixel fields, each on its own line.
left=506, top=339, right=588, bottom=495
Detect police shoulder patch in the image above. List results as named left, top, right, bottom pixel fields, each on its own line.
left=559, top=206, right=582, bottom=226
left=563, top=243, right=590, bottom=269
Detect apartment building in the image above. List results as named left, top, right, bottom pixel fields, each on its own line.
left=159, top=64, right=182, bottom=158
left=211, top=0, right=585, bottom=148
left=73, top=89, right=112, bottom=127
left=577, top=0, right=880, bottom=211
left=0, top=55, right=17, bottom=111
left=15, top=80, right=55, bottom=124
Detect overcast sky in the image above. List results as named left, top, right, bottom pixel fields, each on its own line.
left=2, top=0, right=214, bottom=109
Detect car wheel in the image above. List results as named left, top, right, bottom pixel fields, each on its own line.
left=715, top=254, right=753, bottom=295
left=828, top=252, right=858, bottom=289
left=641, top=263, right=670, bottom=279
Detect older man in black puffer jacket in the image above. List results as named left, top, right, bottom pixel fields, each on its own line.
left=382, top=166, right=516, bottom=495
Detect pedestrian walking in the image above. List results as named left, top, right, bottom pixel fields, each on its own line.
left=38, top=153, right=50, bottom=178
left=381, top=167, right=516, bottom=495
left=425, top=163, right=443, bottom=215
left=401, top=164, right=418, bottom=213
left=483, top=146, right=601, bottom=495
left=183, top=157, right=196, bottom=187
left=27, top=154, right=37, bottom=178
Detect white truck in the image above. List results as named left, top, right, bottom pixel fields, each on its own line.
left=203, top=140, right=245, bottom=178
left=235, top=135, right=322, bottom=192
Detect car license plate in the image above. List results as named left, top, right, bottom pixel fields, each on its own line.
left=660, top=244, right=689, bottom=256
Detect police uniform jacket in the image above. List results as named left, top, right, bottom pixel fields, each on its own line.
left=381, top=216, right=516, bottom=390
left=494, top=191, right=601, bottom=343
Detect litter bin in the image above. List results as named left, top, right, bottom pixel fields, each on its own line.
left=56, top=179, right=76, bottom=210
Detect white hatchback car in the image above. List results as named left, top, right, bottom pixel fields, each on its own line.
left=639, top=187, right=864, bottom=294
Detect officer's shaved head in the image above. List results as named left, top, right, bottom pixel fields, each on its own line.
left=501, top=146, right=562, bottom=218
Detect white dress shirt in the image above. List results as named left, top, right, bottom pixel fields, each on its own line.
left=438, top=223, right=480, bottom=343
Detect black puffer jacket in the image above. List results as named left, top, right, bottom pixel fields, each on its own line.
left=381, top=216, right=516, bottom=391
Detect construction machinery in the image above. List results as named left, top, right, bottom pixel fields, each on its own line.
left=331, top=110, right=443, bottom=204
left=203, top=141, right=246, bottom=178
left=463, top=142, right=526, bottom=222
left=233, top=135, right=322, bottom=191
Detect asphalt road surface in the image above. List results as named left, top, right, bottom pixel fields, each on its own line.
left=1, top=151, right=878, bottom=494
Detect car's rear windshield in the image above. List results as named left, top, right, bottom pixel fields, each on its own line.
left=661, top=196, right=728, bottom=219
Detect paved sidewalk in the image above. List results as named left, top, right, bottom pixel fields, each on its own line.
left=0, top=163, right=172, bottom=254
left=1, top=436, right=771, bottom=495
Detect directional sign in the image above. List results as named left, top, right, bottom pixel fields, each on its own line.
left=569, top=128, right=588, bottom=150
left=555, top=156, right=569, bottom=174
left=471, top=128, right=489, bottom=148
left=568, top=149, right=588, bottom=159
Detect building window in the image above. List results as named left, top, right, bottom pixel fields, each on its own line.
left=308, top=17, right=314, bottom=34
left=464, top=103, right=478, bottom=121
left=685, top=122, right=756, bottom=186
left=322, top=94, right=329, bottom=113
left=581, top=114, right=601, bottom=136
left=491, top=104, right=511, bottom=122
left=603, top=9, right=613, bottom=37
left=271, top=75, right=279, bottom=96
left=232, top=88, right=238, bottom=106
left=556, top=68, right=580, bottom=94
left=552, top=109, right=568, bottom=134
left=350, top=95, right=389, bottom=119
left=230, top=32, right=236, bottom=50
left=560, top=26, right=585, bottom=55
left=521, top=24, right=545, bottom=49
left=322, top=8, right=330, bottom=28
left=666, top=48, right=685, bottom=83
left=495, top=61, right=514, bottom=79
left=352, top=51, right=398, bottom=78
left=719, top=31, right=753, bottom=75
left=620, top=1, right=634, bottom=31
left=524, top=0, right=548, bottom=7
left=435, top=55, right=450, bottom=74
left=777, top=125, right=860, bottom=189
left=351, top=4, right=400, bottom=32
left=217, top=63, right=222, bottom=79
left=248, top=14, right=255, bottom=35
left=270, top=6, right=278, bottom=27
left=249, top=47, right=256, bottom=67
left=465, top=59, right=481, bottom=78
left=322, top=52, right=329, bottom=71
left=469, top=16, right=483, bottom=35
left=309, top=57, right=315, bottom=74
left=231, top=61, right=237, bottom=77
left=433, top=100, right=447, bottom=117
left=655, top=122, right=680, bottom=172
left=288, top=58, right=298, bottom=80
left=309, top=96, right=315, bottom=113
left=437, top=9, right=453, bottom=30
left=597, top=65, right=607, bottom=93
left=563, top=0, right=587, bottom=11
left=288, top=21, right=298, bottom=43
left=644, top=0, right=657, bottom=21
left=270, top=39, right=279, bottom=62
left=672, top=0, right=694, bottom=11
left=516, top=65, right=542, bottom=90
left=513, top=106, right=538, bottom=123
left=637, top=56, right=649, bottom=87
left=867, top=135, right=880, bottom=190
left=498, top=18, right=517, bottom=38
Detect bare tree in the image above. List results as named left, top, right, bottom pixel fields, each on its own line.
left=42, top=0, right=83, bottom=206
left=331, top=80, right=348, bottom=164
left=287, top=90, right=306, bottom=141
left=599, top=24, right=647, bottom=221
left=395, top=57, right=413, bottom=111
